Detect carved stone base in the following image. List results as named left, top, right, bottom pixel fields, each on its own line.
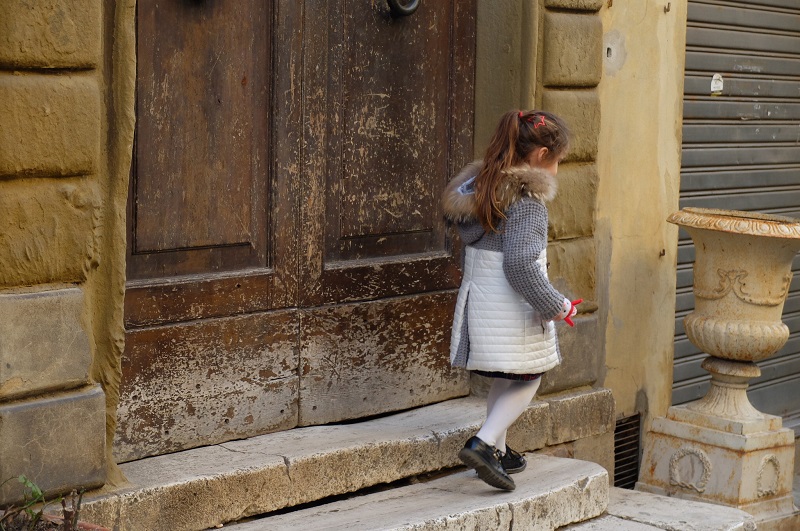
left=676, top=357, right=781, bottom=435
left=636, top=407, right=798, bottom=525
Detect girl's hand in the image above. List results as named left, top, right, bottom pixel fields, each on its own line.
left=554, top=298, right=582, bottom=326
left=552, top=298, right=571, bottom=322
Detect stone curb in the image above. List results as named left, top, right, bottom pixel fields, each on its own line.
left=228, top=455, right=609, bottom=531
left=77, top=390, right=614, bottom=531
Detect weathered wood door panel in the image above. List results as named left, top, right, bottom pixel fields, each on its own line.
left=298, top=292, right=466, bottom=425
left=300, top=0, right=473, bottom=306
left=117, top=0, right=302, bottom=461
left=118, top=311, right=299, bottom=461
left=130, top=1, right=271, bottom=281
left=297, top=0, right=475, bottom=424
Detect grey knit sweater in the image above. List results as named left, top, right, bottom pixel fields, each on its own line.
left=442, top=161, right=566, bottom=368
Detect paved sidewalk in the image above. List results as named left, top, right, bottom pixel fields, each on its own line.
left=571, top=488, right=755, bottom=530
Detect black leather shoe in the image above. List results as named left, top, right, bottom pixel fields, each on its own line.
left=458, top=436, right=516, bottom=491
left=500, top=445, right=527, bottom=474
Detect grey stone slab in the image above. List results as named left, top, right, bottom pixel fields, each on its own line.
left=611, top=488, right=756, bottom=531
left=229, top=455, right=608, bottom=531
left=79, top=447, right=290, bottom=531
left=0, top=385, right=105, bottom=505
left=562, top=515, right=662, bottom=530
left=0, top=287, right=91, bottom=400
left=545, top=0, right=604, bottom=11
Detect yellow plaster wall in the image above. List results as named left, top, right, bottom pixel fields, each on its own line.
left=0, top=1, right=136, bottom=483
left=84, top=0, right=136, bottom=484
left=596, top=1, right=687, bottom=426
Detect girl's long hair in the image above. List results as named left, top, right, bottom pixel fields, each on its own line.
left=474, top=110, right=570, bottom=232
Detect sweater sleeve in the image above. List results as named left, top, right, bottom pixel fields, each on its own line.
left=502, top=198, right=565, bottom=320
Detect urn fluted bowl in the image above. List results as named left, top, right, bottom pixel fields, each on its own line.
left=668, top=208, right=800, bottom=362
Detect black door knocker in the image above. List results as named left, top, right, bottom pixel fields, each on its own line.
left=387, top=0, right=419, bottom=17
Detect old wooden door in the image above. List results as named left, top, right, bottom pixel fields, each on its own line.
left=119, top=0, right=475, bottom=461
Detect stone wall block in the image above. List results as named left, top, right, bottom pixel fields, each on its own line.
left=542, top=89, right=600, bottom=162
left=549, top=163, right=598, bottom=240
left=0, top=73, right=101, bottom=177
left=507, top=400, right=551, bottom=453
left=0, top=177, right=100, bottom=288
left=545, top=0, right=605, bottom=11
left=0, top=385, right=106, bottom=505
left=543, top=12, right=602, bottom=87
left=0, top=0, right=101, bottom=68
left=546, top=388, right=615, bottom=445
left=0, top=288, right=91, bottom=401
left=572, top=430, right=615, bottom=482
left=547, top=236, right=596, bottom=304
left=541, top=313, right=602, bottom=394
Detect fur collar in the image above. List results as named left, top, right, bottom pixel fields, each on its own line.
left=442, top=160, right=557, bottom=222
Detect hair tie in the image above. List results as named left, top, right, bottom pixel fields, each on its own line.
left=519, top=111, right=544, bottom=126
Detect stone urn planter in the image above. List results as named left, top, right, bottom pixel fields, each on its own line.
left=637, top=207, right=800, bottom=528
left=668, top=207, right=800, bottom=424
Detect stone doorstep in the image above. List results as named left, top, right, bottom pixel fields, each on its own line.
left=76, top=390, right=613, bottom=531
left=227, top=456, right=609, bottom=531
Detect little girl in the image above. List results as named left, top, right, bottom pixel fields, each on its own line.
left=442, top=109, right=578, bottom=491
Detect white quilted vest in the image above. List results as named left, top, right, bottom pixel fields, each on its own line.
left=450, top=246, right=560, bottom=374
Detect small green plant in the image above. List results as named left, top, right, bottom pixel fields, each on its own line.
left=0, top=475, right=58, bottom=531
left=0, top=477, right=92, bottom=531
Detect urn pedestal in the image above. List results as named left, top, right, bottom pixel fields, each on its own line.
left=636, top=208, right=800, bottom=530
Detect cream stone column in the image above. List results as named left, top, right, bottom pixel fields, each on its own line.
left=637, top=208, right=800, bottom=530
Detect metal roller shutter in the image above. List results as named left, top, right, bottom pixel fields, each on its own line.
left=674, top=0, right=800, bottom=428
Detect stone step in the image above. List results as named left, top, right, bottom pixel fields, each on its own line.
left=227, top=482, right=756, bottom=531
left=77, top=390, right=616, bottom=531
left=226, top=455, right=609, bottom=530
left=563, top=487, right=756, bottom=531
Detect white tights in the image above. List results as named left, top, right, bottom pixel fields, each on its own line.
left=475, top=377, right=541, bottom=451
